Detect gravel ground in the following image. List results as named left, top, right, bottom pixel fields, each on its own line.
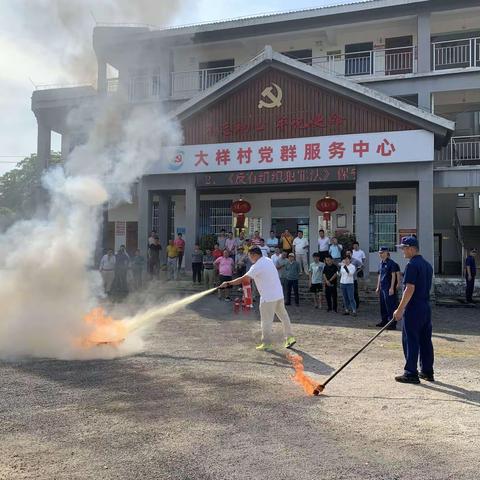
left=0, top=296, right=479, bottom=480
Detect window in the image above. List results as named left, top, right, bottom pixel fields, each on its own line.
left=281, top=49, right=313, bottom=65
left=151, top=197, right=175, bottom=240
left=198, top=59, right=235, bottom=89
left=199, top=200, right=233, bottom=237
left=345, top=42, right=373, bottom=76
left=369, top=196, right=397, bottom=252
left=151, top=199, right=160, bottom=235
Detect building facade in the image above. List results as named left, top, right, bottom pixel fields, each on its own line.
left=32, top=0, right=480, bottom=274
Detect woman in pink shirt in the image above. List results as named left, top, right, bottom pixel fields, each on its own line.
left=174, top=233, right=185, bottom=270
left=215, top=250, right=234, bottom=301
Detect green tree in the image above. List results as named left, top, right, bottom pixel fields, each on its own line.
left=0, top=152, right=61, bottom=217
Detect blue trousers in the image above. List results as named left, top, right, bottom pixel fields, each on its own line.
left=286, top=279, right=299, bottom=305
left=341, top=283, right=356, bottom=312
left=380, top=289, right=397, bottom=323
left=402, top=304, right=434, bottom=376
left=466, top=275, right=475, bottom=302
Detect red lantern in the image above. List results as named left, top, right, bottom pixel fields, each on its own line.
left=316, top=195, right=338, bottom=222
left=232, top=198, right=251, bottom=229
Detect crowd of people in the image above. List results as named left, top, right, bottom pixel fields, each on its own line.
left=98, top=229, right=477, bottom=322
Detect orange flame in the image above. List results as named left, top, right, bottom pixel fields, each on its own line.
left=80, top=307, right=127, bottom=348
left=286, top=353, right=323, bottom=396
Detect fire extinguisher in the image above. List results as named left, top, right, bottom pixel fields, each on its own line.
left=233, top=297, right=241, bottom=313
left=242, top=277, right=253, bottom=309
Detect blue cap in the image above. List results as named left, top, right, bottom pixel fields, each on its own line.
left=379, top=246, right=389, bottom=252
left=396, top=236, right=418, bottom=248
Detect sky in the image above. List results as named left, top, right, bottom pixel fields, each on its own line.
left=0, top=0, right=369, bottom=176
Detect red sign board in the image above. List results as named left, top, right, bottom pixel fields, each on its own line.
left=196, top=166, right=357, bottom=188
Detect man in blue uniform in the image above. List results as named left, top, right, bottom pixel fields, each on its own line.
left=393, top=236, right=434, bottom=384
left=375, top=247, right=400, bottom=330
left=465, top=248, right=477, bottom=303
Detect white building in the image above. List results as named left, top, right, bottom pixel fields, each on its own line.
left=32, top=0, right=480, bottom=274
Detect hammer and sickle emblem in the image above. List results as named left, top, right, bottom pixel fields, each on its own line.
left=258, top=82, right=283, bottom=109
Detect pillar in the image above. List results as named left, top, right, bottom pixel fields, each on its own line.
left=137, top=179, right=150, bottom=254
left=417, top=173, right=434, bottom=267
left=418, top=90, right=432, bottom=113
left=97, top=59, right=107, bottom=93
left=184, top=178, right=199, bottom=273
left=36, top=120, right=51, bottom=173
left=355, top=170, right=370, bottom=277
left=155, top=193, right=169, bottom=261
left=417, top=13, right=431, bottom=74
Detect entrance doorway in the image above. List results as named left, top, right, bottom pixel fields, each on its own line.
left=270, top=199, right=310, bottom=240
left=271, top=218, right=309, bottom=238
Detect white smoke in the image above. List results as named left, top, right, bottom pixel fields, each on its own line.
left=0, top=0, right=190, bottom=362
left=0, top=93, right=182, bottom=359
left=13, top=0, right=192, bottom=82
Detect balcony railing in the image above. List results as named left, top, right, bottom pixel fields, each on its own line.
left=110, top=37, right=480, bottom=102
left=435, top=135, right=480, bottom=167
left=169, top=46, right=417, bottom=98
left=432, top=37, right=480, bottom=71
left=308, top=46, right=416, bottom=78
left=171, top=65, right=238, bottom=97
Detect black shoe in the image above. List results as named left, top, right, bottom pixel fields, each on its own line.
left=419, top=372, right=435, bottom=382
left=395, top=374, right=420, bottom=384
left=386, top=322, right=397, bottom=330
left=376, top=321, right=388, bottom=327
left=343, top=311, right=350, bottom=316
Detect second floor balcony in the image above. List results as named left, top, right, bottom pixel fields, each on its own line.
left=106, top=35, right=480, bottom=102
left=169, top=45, right=419, bottom=99
left=436, top=135, right=480, bottom=168
left=432, top=37, right=480, bottom=71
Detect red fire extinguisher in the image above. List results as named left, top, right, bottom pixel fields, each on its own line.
left=242, top=277, right=253, bottom=309
left=233, top=297, right=241, bottom=313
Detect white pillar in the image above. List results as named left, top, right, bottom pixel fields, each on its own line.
left=37, top=120, right=51, bottom=173
left=418, top=174, right=434, bottom=266
left=418, top=90, right=432, bottom=113
left=185, top=178, right=199, bottom=273
left=137, top=179, right=150, bottom=255
left=97, top=59, right=107, bottom=93
left=355, top=170, right=370, bottom=277
left=417, top=13, right=432, bottom=74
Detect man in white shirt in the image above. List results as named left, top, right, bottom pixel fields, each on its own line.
left=266, top=231, right=279, bottom=254
left=148, top=230, right=157, bottom=246
left=99, top=249, right=116, bottom=294
left=317, top=229, right=330, bottom=262
left=259, top=239, right=270, bottom=257
left=351, top=241, right=366, bottom=266
left=293, top=230, right=309, bottom=275
left=271, top=247, right=282, bottom=266
left=220, top=247, right=296, bottom=351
